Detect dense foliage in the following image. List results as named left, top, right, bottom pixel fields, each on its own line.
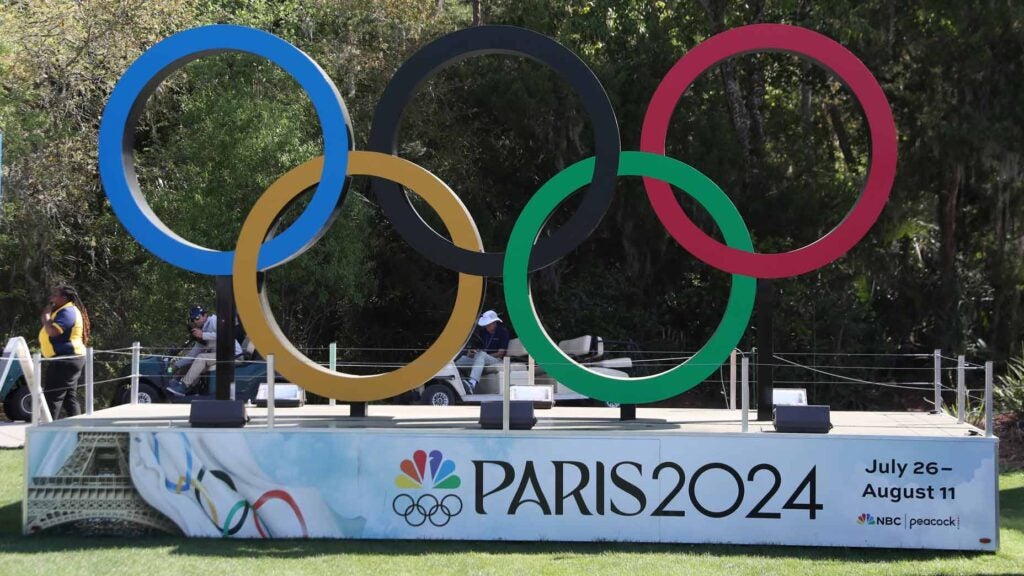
left=1, top=0, right=1022, bottom=406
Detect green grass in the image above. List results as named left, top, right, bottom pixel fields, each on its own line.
left=0, top=449, right=1021, bottom=576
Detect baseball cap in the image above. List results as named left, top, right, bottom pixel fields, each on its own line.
left=477, top=310, right=502, bottom=326
left=189, top=306, right=206, bottom=321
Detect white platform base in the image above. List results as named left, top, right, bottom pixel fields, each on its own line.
left=23, top=405, right=998, bottom=550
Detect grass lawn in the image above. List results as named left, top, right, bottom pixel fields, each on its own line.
left=0, top=449, right=1020, bottom=576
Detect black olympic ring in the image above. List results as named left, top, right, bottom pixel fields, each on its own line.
left=392, top=493, right=463, bottom=528
left=196, top=467, right=250, bottom=536
left=368, top=25, right=621, bottom=276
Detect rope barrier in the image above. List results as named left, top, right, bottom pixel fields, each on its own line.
left=772, top=355, right=950, bottom=391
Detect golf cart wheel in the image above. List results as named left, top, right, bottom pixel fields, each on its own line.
left=423, top=383, right=456, bottom=406
left=3, top=381, right=31, bottom=422
left=114, top=381, right=163, bottom=405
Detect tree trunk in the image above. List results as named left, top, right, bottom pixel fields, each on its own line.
left=827, top=103, right=857, bottom=167
left=698, top=0, right=754, bottom=169
left=937, top=163, right=962, bottom=350
left=988, top=156, right=1022, bottom=360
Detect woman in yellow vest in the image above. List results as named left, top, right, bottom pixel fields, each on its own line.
left=38, top=285, right=90, bottom=419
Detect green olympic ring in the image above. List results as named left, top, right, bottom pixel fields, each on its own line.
left=504, top=151, right=756, bottom=404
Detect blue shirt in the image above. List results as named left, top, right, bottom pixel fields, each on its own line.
left=476, top=323, right=510, bottom=354
left=38, top=302, right=85, bottom=358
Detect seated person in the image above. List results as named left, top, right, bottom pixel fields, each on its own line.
left=455, top=310, right=510, bottom=394
left=168, top=306, right=242, bottom=396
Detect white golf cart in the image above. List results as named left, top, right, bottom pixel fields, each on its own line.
left=415, top=335, right=632, bottom=406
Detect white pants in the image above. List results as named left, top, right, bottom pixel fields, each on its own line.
left=455, top=351, right=502, bottom=382
left=181, top=352, right=216, bottom=388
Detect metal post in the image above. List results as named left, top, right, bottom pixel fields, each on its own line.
left=985, top=361, right=993, bottom=437
left=130, top=341, right=140, bottom=405
left=933, top=349, right=942, bottom=413
left=31, top=352, right=41, bottom=424
left=215, top=276, right=236, bottom=400
left=957, top=354, right=965, bottom=424
left=756, top=280, right=775, bottom=421
left=502, top=356, right=511, bottom=432
left=741, top=356, right=749, bottom=433
left=328, top=342, right=337, bottom=407
left=266, top=353, right=275, bottom=429
left=85, top=347, right=94, bottom=416
left=527, top=355, right=535, bottom=386
left=30, top=353, right=53, bottom=423
left=729, top=349, right=737, bottom=410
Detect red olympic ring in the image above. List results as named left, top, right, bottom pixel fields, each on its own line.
left=640, top=24, right=897, bottom=278
left=251, top=489, right=309, bottom=538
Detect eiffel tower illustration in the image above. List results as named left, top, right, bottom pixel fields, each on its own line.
left=26, top=432, right=179, bottom=535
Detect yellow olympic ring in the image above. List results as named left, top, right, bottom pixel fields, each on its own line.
left=233, top=151, right=485, bottom=401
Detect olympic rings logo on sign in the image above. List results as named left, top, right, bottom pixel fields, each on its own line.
left=392, top=493, right=464, bottom=528
left=148, top=433, right=309, bottom=538
left=98, top=24, right=896, bottom=405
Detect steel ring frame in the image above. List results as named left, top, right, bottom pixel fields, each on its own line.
left=234, top=151, right=485, bottom=401
left=98, top=24, right=353, bottom=275
left=367, top=25, right=621, bottom=277
left=504, top=151, right=756, bottom=404
left=640, top=23, right=897, bottom=278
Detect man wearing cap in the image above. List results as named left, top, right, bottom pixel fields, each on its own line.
left=455, top=310, right=510, bottom=394
left=167, top=306, right=241, bottom=396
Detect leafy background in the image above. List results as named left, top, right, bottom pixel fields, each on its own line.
left=1, top=0, right=1022, bottom=408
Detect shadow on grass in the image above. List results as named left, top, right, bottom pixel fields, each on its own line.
left=0, top=499, right=999, bottom=563
left=1000, top=484, right=1024, bottom=532
left=0, top=472, right=1018, bottom=562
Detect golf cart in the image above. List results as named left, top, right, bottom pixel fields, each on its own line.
left=108, top=345, right=277, bottom=406
left=0, top=340, right=31, bottom=421
left=415, top=335, right=633, bottom=406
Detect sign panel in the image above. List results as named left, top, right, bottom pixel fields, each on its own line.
left=25, top=428, right=998, bottom=550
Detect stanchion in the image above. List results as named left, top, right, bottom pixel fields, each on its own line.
left=130, top=341, right=140, bottom=405
left=932, top=349, right=942, bottom=414
left=328, top=342, right=337, bottom=407
left=957, top=355, right=965, bottom=424
left=85, top=347, right=94, bottom=416
left=31, top=352, right=42, bottom=424
left=741, top=355, right=749, bottom=433
left=266, top=353, right=275, bottom=429
left=502, top=356, right=511, bottom=432
left=729, top=349, right=737, bottom=410
left=30, top=353, right=52, bottom=423
left=985, top=361, right=993, bottom=437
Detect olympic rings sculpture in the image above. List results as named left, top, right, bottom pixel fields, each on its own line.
left=98, top=23, right=896, bottom=405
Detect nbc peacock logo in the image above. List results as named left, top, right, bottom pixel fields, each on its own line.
left=392, top=449, right=463, bottom=527
left=857, top=513, right=876, bottom=525
left=395, top=449, right=462, bottom=490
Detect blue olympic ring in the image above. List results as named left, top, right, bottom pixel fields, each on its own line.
left=98, top=24, right=353, bottom=275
